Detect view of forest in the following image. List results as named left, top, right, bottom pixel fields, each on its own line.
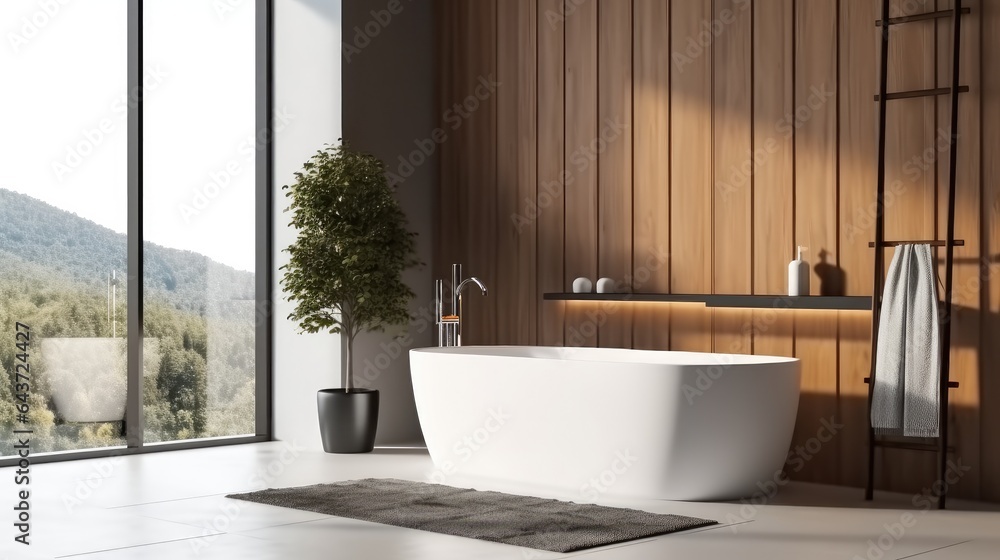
left=0, top=188, right=256, bottom=456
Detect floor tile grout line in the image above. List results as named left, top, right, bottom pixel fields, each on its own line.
left=894, top=539, right=974, bottom=559
left=52, top=535, right=228, bottom=559
left=106, top=490, right=254, bottom=509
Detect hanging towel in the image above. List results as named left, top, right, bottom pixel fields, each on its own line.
left=871, top=244, right=940, bottom=437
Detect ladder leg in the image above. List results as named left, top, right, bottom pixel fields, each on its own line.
left=937, top=0, right=964, bottom=512
left=866, top=0, right=893, bottom=503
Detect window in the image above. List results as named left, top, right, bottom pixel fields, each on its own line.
left=0, top=0, right=271, bottom=462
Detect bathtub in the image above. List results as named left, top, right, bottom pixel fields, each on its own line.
left=410, top=346, right=800, bottom=501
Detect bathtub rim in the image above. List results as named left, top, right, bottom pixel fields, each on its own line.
left=411, top=345, right=800, bottom=368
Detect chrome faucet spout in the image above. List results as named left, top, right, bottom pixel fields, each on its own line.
left=457, top=277, right=488, bottom=297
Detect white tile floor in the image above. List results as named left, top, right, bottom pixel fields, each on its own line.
left=1, top=442, right=998, bottom=559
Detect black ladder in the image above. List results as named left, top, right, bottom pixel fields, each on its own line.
left=864, top=0, right=968, bottom=510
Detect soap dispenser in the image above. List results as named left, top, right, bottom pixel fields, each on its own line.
left=788, top=246, right=810, bottom=296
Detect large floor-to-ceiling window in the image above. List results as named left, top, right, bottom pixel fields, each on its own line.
left=0, top=0, right=271, bottom=461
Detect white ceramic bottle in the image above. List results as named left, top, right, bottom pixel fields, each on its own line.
left=788, top=246, right=810, bottom=296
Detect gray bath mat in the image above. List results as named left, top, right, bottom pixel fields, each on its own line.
left=227, top=478, right=716, bottom=552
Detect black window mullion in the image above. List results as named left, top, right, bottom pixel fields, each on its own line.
left=126, top=0, right=144, bottom=449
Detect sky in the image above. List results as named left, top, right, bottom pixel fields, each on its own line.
left=0, top=0, right=257, bottom=273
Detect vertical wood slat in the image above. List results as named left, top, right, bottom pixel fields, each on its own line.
left=752, top=0, right=795, bottom=362
left=712, top=0, right=753, bottom=356
left=564, top=0, right=599, bottom=347
left=669, top=0, right=713, bottom=353
left=435, top=0, right=461, bottom=311
left=450, top=0, right=497, bottom=346
left=597, top=0, right=633, bottom=349
left=538, top=0, right=566, bottom=347
left=884, top=0, right=937, bottom=245
left=838, top=0, right=878, bottom=490
left=878, top=0, right=939, bottom=492
left=793, top=0, right=841, bottom=484
left=632, top=0, right=670, bottom=350
left=982, top=0, right=1000, bottom=504
left=497, top=0, right=538, bottom=346
left=936, top=0, right=981, bottom=499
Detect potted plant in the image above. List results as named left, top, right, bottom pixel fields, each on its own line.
left=281, top=141, right=419, bottom=453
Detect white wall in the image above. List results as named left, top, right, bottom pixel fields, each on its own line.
left=272, top=0, right=342, bottom=450
left=342, top=0, right=436, bottom=447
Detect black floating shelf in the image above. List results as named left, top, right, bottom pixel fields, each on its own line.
left=542, top=293, right=872, bottom=311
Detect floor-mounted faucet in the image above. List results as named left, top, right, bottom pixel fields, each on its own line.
left=436, top=264, right=487, bottom=347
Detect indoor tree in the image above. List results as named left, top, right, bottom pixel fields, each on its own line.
left=281, top=141, right=420, bottom=391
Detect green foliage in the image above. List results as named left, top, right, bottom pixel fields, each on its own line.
left=281, top=142, right=420, bottom=387
left=0, top=189, right=257, bottom=456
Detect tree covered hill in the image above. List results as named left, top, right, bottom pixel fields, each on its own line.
left=0, top=188, right=254, bottom=312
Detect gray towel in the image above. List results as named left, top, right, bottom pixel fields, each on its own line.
left=872, top=244, right=940, bottom=437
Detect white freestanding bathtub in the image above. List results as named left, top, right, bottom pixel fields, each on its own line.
left=410, top=346, right=800, bottom=501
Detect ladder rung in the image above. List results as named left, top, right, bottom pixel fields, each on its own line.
left=864, top=377, right=959, bottom=389
left=875, top=86, right=969, bottom=101
left=874, top=440, right=955, bottom=453
left=876, top=7, right=971, bottom=27
left=868, top=239, right=965, bottom=248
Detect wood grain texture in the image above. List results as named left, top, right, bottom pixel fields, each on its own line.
left=982, top=0, right=1000, bottom=504
left=793, top=0, right=840, bottom=485
left=564, top=0, right=599, bottom=347
left=752, top=0, right=795, bottom=361
left=538, top=0, right=566, bottom=347
left=435, top=0, right=460, bottom=309
left=451, top=0, right=497, bottom=345
left=883, top=0, right=936, bottom=244
left=597, top=0, right=633, bottom=349
left=838, top=0, right=878, bottom=490
left=632, top=0, right=671, bottom=350
left=937, top=0, right=981, bottom=499
left=435, top=0, right=997, bottom=502
left=669, top=0, right=713, bottom=352
left=497, top=0, right=538, bottom=346
left=713, top=0, right=753, bottom=356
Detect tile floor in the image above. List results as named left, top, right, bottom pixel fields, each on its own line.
left=1, top=442, right=997, bottom=559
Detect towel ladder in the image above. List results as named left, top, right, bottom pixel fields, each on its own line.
left=863, top=0, right=968, bottom=510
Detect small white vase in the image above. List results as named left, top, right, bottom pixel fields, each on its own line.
left=572, top=277, right=593, bottom=293
left=596, top=278, right=616, bottom=294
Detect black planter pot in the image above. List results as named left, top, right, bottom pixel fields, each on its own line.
left=317, top=388, right=379, bottom=453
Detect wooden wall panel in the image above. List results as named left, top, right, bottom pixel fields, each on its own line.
left=669, top=0, right=714, bottom=352
left=752, top=0, right=795, bottom=361
left=537, top=0, right=566, bottom=347
left=597, top=0, right=633, bottom=349
left=793, top=0, right=841, bottom=484
left=838, top=0, right=878, bottom=489
left=713, top=0, right=753, bottom=356
left=435, top=0, right=460, bottom=302
left=871, top=0, right=937, bottom=497
left=437, top=0, right=996, bottom=502
left=884, top=0, right=936, bottom=245
left=982, top=0, right=1000, bottom=504
left=983, top=0, right=1000, bottom=503
left=497, top=0, right=538, bottom=346
left=449, top=0, right=497, bottom=346
left=937, top=0, right=981, bottom=499
left=564, top=0, right=599, bottom=347
left=632, top=0, right=670, bottom=350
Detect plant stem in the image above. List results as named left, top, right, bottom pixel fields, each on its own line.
left=344, top=331, right=354, bottom=392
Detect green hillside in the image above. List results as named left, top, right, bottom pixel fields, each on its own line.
left=0, top=188, right=256, bottom=456
left=0, top=188, right=254, bottom=311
